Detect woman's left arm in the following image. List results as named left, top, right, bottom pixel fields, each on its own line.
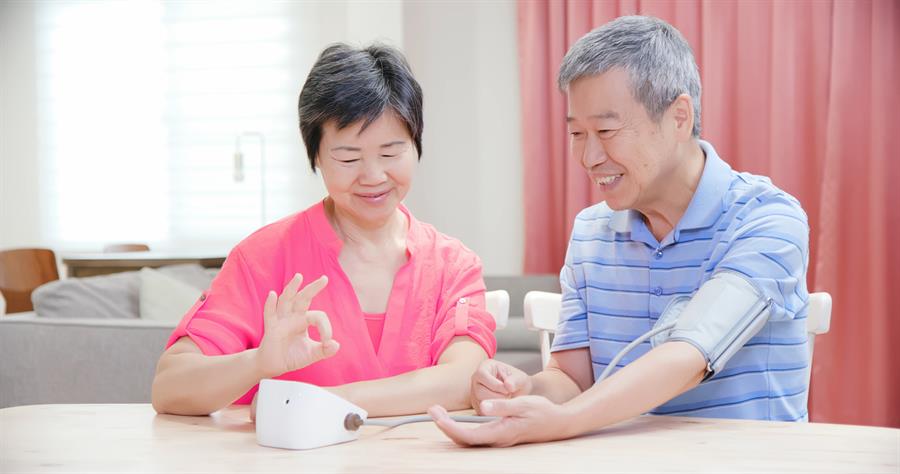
left=331, top=336, right=487, bottom=417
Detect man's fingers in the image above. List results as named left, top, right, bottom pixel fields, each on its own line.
left=428, top=405, right=507, bottom=447
left=479, top=398, right=530, bottom=418
left=292, top=276, right=328, bottom=315
left=262, top=291, right=277, bottom=329
left=304, top=310, right=333, bottom=341
left=471, top=383, right=509, bottom=415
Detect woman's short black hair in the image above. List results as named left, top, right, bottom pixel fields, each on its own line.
left=298, top=43, right=423, bottom=172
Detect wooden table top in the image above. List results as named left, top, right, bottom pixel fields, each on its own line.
left=1, top=404, right=897, bottom=473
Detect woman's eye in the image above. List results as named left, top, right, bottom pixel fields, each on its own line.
left=569, top=131, right=584, bottom=138
left=380, top=154, right=398, bottom=158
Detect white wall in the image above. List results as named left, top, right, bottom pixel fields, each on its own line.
left=0, top=2, right=42, bottom=249
left=0, top=0, right=524, bottom=274
left=402, top=1, right=523, bottom=275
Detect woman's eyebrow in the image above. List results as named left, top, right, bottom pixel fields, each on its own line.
left=330, top=145, right=361, bottom=151
left=380, top=140, right=407, bottom=148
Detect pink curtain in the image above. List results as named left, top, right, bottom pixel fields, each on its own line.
left=519, top=0, right=900, bottom=427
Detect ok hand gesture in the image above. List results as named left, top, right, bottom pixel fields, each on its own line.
left=256, top=274, right=339, bottom=378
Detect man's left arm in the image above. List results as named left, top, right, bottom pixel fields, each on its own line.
left=431, top=198, right=810, bottom=446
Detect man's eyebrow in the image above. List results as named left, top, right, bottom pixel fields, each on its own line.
left=380, top=140, right=407, bottom=148
left=566, top=111, right=621, bottom=122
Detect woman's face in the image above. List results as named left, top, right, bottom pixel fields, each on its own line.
left=317, top=110, right=418, bottom=227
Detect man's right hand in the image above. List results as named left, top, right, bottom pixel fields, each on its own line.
left=469, top=359, right=532, bottom=414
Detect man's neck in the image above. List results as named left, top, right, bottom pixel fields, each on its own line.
left=638, top=141, right=706, bottom=242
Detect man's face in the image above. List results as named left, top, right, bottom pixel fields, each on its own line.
left=566, top=68, right=677, bottom=211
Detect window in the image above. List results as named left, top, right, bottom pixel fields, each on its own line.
left=35, top=0, right=332, bottom=251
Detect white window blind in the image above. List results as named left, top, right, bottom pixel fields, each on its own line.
left=35, top=0, right=335, bottom=251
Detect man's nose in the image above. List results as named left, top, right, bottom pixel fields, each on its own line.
left=582, top=135, right=608, bottom=169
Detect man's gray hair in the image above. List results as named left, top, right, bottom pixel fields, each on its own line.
left=558, top=16, right=702, bottom=137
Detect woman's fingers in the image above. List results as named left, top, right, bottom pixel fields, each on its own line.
left=262, top=290, right=277, bottom=330
left=276, top=273, right=304, bottom=316
left=292, top=276, right=328, bottom=315
left=319, top=339, right=340, bottom=359
left=304, top=310, right=333, bottom=341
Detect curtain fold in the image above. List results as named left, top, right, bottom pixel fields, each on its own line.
left=518, top=0, right=899, bottom=427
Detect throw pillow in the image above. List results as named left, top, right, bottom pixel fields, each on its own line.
left=32, top=271, right=141, bottom=319
left=138, top=267, right=202, bottom=323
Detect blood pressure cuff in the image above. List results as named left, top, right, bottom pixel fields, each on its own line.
left=655, top=271, right=773, bottom=381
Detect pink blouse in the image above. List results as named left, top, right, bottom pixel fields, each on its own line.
left=166, top=201, right=496, bottom=404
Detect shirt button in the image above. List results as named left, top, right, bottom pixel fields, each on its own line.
left=199, top=293, right=207, bottom=301
left=652, top=287, right=663, bottom=296
left=655, top=250, right=663, bottom=259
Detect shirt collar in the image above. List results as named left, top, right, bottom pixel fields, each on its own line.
left=674, top=140, right=733, bottom=236
left=607, top=140, right=733, bottom=239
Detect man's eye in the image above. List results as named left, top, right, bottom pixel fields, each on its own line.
left=380, top=154, right=398, bottom=158
left=598, top=129, right=615, bottom=136
left=569, top=131, right=584, bottom=138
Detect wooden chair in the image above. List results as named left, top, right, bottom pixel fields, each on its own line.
left=0, top=248, right=60, bottom=314
left=102, top=243, right=150, bottom=253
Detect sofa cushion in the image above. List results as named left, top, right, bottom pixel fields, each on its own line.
left=155, top=264, right=217, bottom=291
left=31, top=264, right=217, bottom=321
left=32, top=271, right=141, bottom=319
left=139, top=267, right=204, bottom=323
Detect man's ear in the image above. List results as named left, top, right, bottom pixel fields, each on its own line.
left=667, top=94, right=695, bottom=142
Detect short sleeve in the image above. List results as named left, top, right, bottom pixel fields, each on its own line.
left=713, top=194, right=810, bottom=321
left=430, top=251, right=497, bottom=363
left=551, top=237, right=590, bottom=352
left=165, top=247, right=265, bottom=355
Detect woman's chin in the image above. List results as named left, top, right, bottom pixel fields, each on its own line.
left=347, top=199, right=399, bottom=223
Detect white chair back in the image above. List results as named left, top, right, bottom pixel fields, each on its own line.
left=802, top=292, right=832, bottom=413
left=523, top=291, right=562, bottom=369
left=485, top=290, right=510, bottom=330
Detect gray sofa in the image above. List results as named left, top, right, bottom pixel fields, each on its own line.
left=0, top=275, right=559, bottom=408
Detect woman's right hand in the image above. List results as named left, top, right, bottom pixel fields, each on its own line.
left=255, top=274, right=340, bottom=379
left=469, top=359, right=533, bottom=414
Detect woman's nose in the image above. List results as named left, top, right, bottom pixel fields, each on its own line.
left=359, top=158, right=388, bottom=184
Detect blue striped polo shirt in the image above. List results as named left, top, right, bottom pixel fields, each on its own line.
left=552, top=140, right=810, bottom=421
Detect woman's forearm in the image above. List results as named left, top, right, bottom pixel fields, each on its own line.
left=333, top=337, right=486, bottom=417
left=151, top=346, right=264, bottom=416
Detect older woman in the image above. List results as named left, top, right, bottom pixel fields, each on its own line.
left=151, top=44, right=496, bottom=417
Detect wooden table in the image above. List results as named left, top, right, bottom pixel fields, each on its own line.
left=61, top=252, right=226, bottom=277
left=1, top=404, right=897, bottom=473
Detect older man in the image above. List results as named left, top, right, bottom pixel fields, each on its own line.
left=429, top=15, right=810, bottom=447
